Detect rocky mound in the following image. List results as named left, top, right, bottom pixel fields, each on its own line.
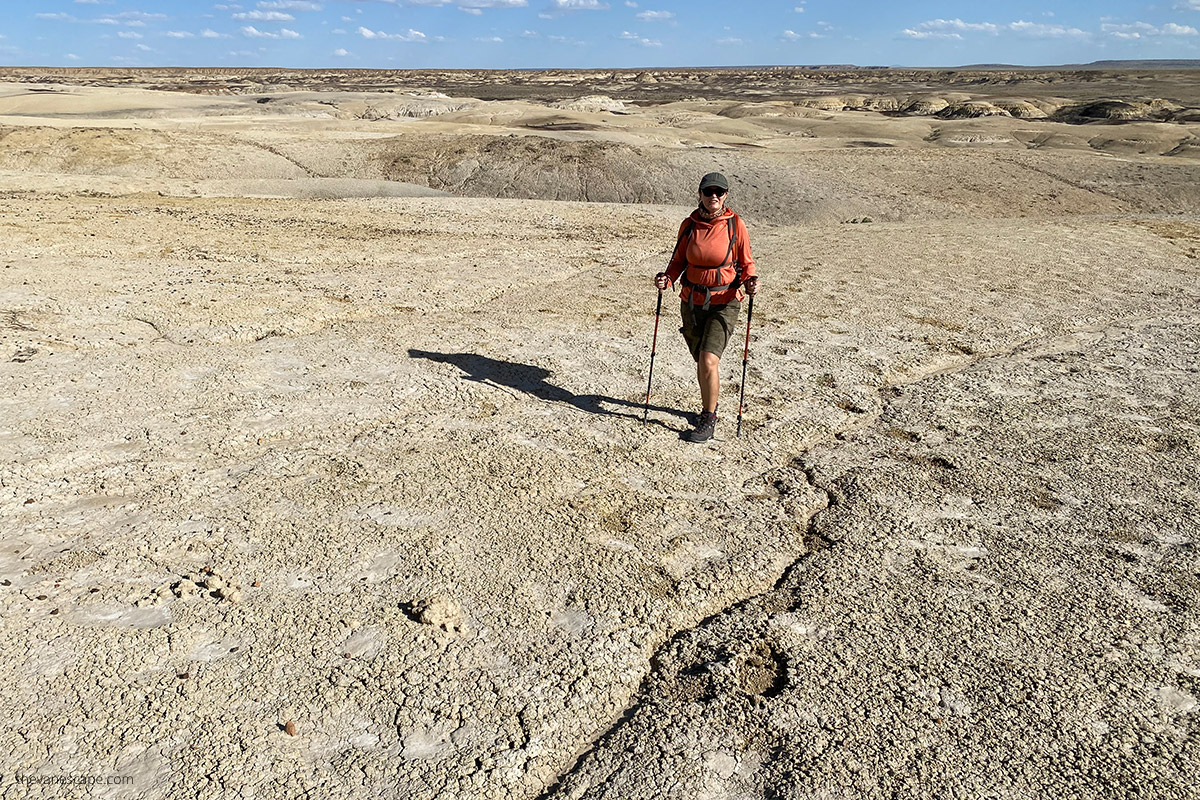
left=1052, top=99, right=1185, bottom=123
left=551, top=95, right=627, bottom=113
left=375, top=134, right=693, bottom=205
left=936, top=101, right=1012, bottom=119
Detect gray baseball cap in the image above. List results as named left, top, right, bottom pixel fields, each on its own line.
left=698, top=172, right=729, bottom=192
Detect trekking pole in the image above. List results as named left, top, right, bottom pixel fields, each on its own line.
left=736, top=294, right=754, bottom=438
left=642, top=289, right=663, bottom=426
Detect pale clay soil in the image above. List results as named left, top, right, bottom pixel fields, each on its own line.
left=0, top=72, right=1198, bottom=799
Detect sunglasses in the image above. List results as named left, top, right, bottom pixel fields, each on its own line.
left=702, top=187, right=727, bottom=197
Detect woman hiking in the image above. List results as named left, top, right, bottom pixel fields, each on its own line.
left=654, top=172, right=759, bottom=443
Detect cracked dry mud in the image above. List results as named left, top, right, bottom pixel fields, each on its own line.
left=0, top=72, right=1198, bottom=799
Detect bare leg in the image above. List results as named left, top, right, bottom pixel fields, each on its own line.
left=697, top=351, right=720, bottom=413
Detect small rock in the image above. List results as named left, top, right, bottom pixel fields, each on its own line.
left=408, top=596, right=464, bottom=633
left=284, top=720, right=297, bottom=736
left=172, top=579, right=200, bottom=599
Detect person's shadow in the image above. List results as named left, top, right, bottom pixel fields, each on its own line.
left=408, top=349, right=687, bottom=431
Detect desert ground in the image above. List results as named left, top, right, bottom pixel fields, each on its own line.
left=0, top=67, right=1198, bottom=799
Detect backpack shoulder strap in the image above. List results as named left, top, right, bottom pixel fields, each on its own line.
left=672, top=218, right=696, bottom=267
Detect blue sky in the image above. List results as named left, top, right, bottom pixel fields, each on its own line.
left=2, top=1, right=1199, bottom=69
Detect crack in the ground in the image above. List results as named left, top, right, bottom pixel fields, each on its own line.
left=128, top=315, right=176, bottom=344
left=236, top=137, right=322, bottom=179
left=530, top=308, right=1200, bottom=799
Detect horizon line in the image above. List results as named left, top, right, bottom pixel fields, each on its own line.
left=4, top=59, right=1200, bottom=73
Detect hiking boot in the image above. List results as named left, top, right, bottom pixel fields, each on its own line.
left=685, top=405, right=716, bottom=427
left=684, top=411, right=717, bottom=443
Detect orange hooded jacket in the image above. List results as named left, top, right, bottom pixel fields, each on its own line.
left=664, top=207, right=756, bottom=308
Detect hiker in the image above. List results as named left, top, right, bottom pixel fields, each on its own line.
left=654, top=172, right=758, bottom=443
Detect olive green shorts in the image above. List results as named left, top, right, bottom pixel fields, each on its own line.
left=680, top=299, right=741, bottom=362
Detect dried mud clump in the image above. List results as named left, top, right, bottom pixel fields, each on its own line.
left=407, top=596, right=464, bottom=633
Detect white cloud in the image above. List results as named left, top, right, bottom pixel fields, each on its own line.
left=474, top=35, right=503, bottom=41
left=462, top=7, right=483, bottom=14
left=167, top=30, right=196, bottom=38
left=1007, top=20, right=1087, bottom=37
left=1175, top=1, right=1200, bottom=9
left=358, top=26, right=427, bottom=41
left=213, top=4, right=243, bottom=10
left=333, top=47, right=349, bottom=55
left=521, top=29, right=540, bottom=37
left=914, top=18, right=999, bottom=34
left=201, top=29, right=228, bottom=38
left=136, top=43, right=153, bottom=51
left=716, top=36, right=743, bottom=45
left=111, top=11, right=167, bottom=21
left=40, top=12, right=142, bottom=26
left=259, top=1, right=323, bottom=10
left=625, top=0, right=637, bottom=6
left=906, top=18, right=1088, bottom=39
left=241, top=25, right=302, bottom=38
left=234, top=10, right=295, bottom=21
left=794, top=3, right=804, bottom=10
left=1103, top=21, right=1198, bottom=37
left=117, top=30, right=143, bottom=38
left=66, top=53, right=81, bottom=59
left=902, top=29, right=962, bottom=40
left=636, top=10, right=673, bottom=22
left=460, top=0, right=528, bottom=8
left=554, top=0, right=609, bottom=9
left=619, top=30, right=659, bottom=46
